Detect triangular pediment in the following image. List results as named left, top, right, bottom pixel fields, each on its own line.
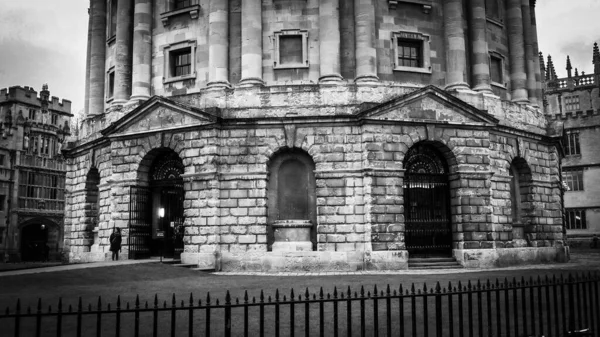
left=102, top=96, right=218, bottom=136
left=358, top=85, right=499, bottom=125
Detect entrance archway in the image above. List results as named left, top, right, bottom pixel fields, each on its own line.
left=20, top=220, right=59, bottom=261
left=130, top=149, right=184, bottom=259
left=403, top=143, right=452, bottom=257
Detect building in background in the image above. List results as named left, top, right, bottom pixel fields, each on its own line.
left=64, top=0, right=568, bottom=270
left=0, top=85, right=72, bottom=262
left=543, top=43, right=600, bottom=246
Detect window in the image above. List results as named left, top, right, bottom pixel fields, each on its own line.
left=19, top=171, right=65, bottom=210
left=107, top=68, right=115, bottom=100
left=51, top=114, right=58, bottom=125
left=0, top=154, right=5, bottom=166
left=565, top=96, right=580, bottom=111
left=565, top=131, right=581, bottom=156
left=485, top=0, right=502, bottom=22
left=490, top=53, right=504, bottom=85
left=563, top=168, right=584, bottom=191
left=163, top=40, right=197, bottom=83
left=273, top=30, right=309, bottom=69
left=28, top=109, right=36, bottom=121
left=565, top=209, right=587, bottom=230
left=174, top=0, right=191, bottom=9
left=509, top=165, right=522, bottom=223
left=41, top=137, right=50, bottom=155
left=0, top=195, right=5, bottom=211
left=107, top=0, right=118, bottom=39
left=31, top=136, right=39, bottom=155
left=392, top=31, right=431, bottom=74
left=173, top=49, right=192, bottom=77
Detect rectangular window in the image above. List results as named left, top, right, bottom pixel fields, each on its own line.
left=172, top=49, right=192, bottom=77
left=0, top=195, right=5, bottom=211
left=565, top=131, right=581, bottom=156
left=397, top=39, right=422, bottom=68
left=490, top=56, right=503, bottom=84
left=108, top=0, right=118, bottom=38
left=392, top=31, right=431, bottom=74
left=273, top=30, right=309, bottom=69
left=563, top=168, right=584, bottom=191
left=485, top=0, right=501, bottom=21
left=28, top=109, right=36, bottom=121
left=174, top=0, right=191, bottom=9
left=565, top=96, right=580, bottom=111
left=107, top=70, right=115, bottom=100
left=565, top=209, right=587, bottom=230
left=0, top=154, right=4, bottom=166
left=51, top=114, right=58, bottom=125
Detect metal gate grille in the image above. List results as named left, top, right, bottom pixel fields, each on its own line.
left=129, top=186, right=151, bottom=259
left=404, top=173, right=452, bottom=256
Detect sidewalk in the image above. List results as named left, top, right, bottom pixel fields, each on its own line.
left=0, top=258, right=162, bottom=277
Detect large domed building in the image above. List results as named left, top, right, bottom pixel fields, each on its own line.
left=64, top=0, right=568, bottom=270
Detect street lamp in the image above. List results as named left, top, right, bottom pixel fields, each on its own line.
left=158, top=207, right=165, bottom=262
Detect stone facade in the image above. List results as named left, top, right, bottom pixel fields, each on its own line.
left=0, top=85, right=72, bottom=261
left=63, top=0, right=568, bottom=270
left=543, top=43, right=600, bottom=246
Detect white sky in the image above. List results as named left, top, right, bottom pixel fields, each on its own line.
left=0, top=1, right=598, bottom=114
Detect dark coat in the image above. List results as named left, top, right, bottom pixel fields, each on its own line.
left=109, top=232, right=122, bottom=252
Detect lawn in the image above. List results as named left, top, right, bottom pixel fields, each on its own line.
left=0, top=249, right=598, bottom=336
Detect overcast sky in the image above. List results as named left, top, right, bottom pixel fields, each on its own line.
left=0, top=1, right=598, bottom=114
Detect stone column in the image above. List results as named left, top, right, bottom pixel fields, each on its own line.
left=239, top=0, right=264, bottom=87
left=354, top=0, right=378, bottom=83
left=319, top=0, right=343, bottom=84
left=469, top=0, right=492, bottom=93
left=529, top=1, right=543, bottom=105
left=208, top=0, right=231, bottom=89
left=84, top=3, right=92, bottom=116
left=130, top=0, right=153, bottom=102
left=113, top=0, right=134, bottom=105
left=88, top=0, right=107, bottom=116
left=521, top=0, right=537, bottom=105
left=507, top=0, right=529, bottom=103
left=443, top=0, right=469, bottom=91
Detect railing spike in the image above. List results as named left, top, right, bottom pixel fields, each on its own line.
left=16, top=298, right=21, bottom=312
left=476, top=279, right=481, bottom=290
left=305, top=288, right=310, bottom=300
left=347, top=286, right=352, bottom=297
left=312, top=294, right=316, bottom=300
left=290, top=288, right=294, bottom=301
left=189, top=293, right=194, bottom=306
left=163, top=300, right=167, bottom=308
left=154, top=294, right=158, bottom=307
left=319, top=287, right=324, bottom=299
left=136, top=295, right=140, bottom=308
left=216, top=299, right=220, bottom=305
left=386, top=284, right=391, bottom=295
left=87, top=303, right=91, bottom=312
left=126, top=302, right=130, bottom=310
left=145, top=301, right=148, bottom=309
left=373, top=285, right=378, bottom=297
left=172, top=293, right=176, bottom=306
left=226, top=290, right=231, bottom=304
left=244, top=290, right=249, bottom=303
left=181, top=300, right=185, bottom=308
left=448, top=281, right=453, bottom=292
left=422, top=282, right=427, bottom=293
left=207, top=292, right=212, bottom=304
left=333, top=287, right=338, bottom=299
left=67, top=305, right=71, bottom=313
left=411, top=283, right=416, bottom=294
left=108, top=303, right=111, bottom=311
left=435, top=281, right=441, bottom=293
left=97, top=296, right=101, bottom=310
left=283, top=295, right=287, bottom=302
left=49, top=305, right=53, bottom=313
left=275, top=289, right=279, bottom=301
left=236, top=298, right=239, bottom=304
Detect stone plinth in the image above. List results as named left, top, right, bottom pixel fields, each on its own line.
left=272, top=220, right=313, bottom=252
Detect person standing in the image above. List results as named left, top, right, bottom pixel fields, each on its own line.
left=109, top=228, right=122, bottom=261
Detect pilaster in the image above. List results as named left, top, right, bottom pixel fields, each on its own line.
left=84, top=2, right=92, bottom=116
left=521, top=0, right=537, bottom=105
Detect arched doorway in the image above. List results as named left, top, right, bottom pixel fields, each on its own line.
left=403, top=143, right=452, bottom=257
left=129, top=149, right=184, bottom=259
left=267, top=149, right=317, bottom=251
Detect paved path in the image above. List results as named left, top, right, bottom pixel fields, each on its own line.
left=0, top=251, right=597, bottom=277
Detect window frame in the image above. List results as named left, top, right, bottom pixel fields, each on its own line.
left=106, top=67, right=115, bottom=102
left=489, top=52, right=506, bottom=88
left=565, top=95, right=581, bottom=112
left=565, top=131, right=581, bottom=156
left=163, top=40, right=197, bottom=84
left=106, top=0, right=118, bottom=43
left=565, top=208, right=587, bottom=230
left=160, top=0, right=200, bottom=26
left=273, top=29, right=309, bottom=70
left=563, top=168, right=584, bottom=192
left=485, top=0, right=504, bottom=25
left=392, top=31, right=431, bottom=74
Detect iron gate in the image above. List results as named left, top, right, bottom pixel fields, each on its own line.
left=128, top=186, right=152, bottom=259
left=404, top=173, right=452, bottom=256
left=160, top=185, right=185, bottom=259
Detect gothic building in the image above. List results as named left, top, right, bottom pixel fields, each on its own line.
left=0, top=85, right=72, bottom=262
left=543, top=43, right=600, bottom=246
left=64, top=0, right=568, bottom=270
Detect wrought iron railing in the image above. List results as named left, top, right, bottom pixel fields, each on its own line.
left=1, top=273, right=598, bottom=336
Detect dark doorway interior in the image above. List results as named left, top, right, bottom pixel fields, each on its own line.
left=403, top=144, right=452, bottom=258
left=21, top=224, right=48, bottom=261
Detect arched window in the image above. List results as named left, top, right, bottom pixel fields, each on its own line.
left=509, top=163, right=522, bottom=224
left=84, top=168, right=100, bottom=247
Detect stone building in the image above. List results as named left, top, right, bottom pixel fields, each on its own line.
left=0, top=85, right=72, bottom=262
left=543, top=43, right=600, bottom=246
left=64, top=0, right=568, bottom=270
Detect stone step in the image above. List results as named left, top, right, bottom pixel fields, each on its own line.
left=409, top=264, right=464, bottom=270
left=161, top=259, right=182, bottom=265
left=408, top=257, right=463, bottom=269
left=190, top=267, right=216, bottom=272
left=173, top=263, right=198, bottom=268
left=409, top=257, right=456, bottom=263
